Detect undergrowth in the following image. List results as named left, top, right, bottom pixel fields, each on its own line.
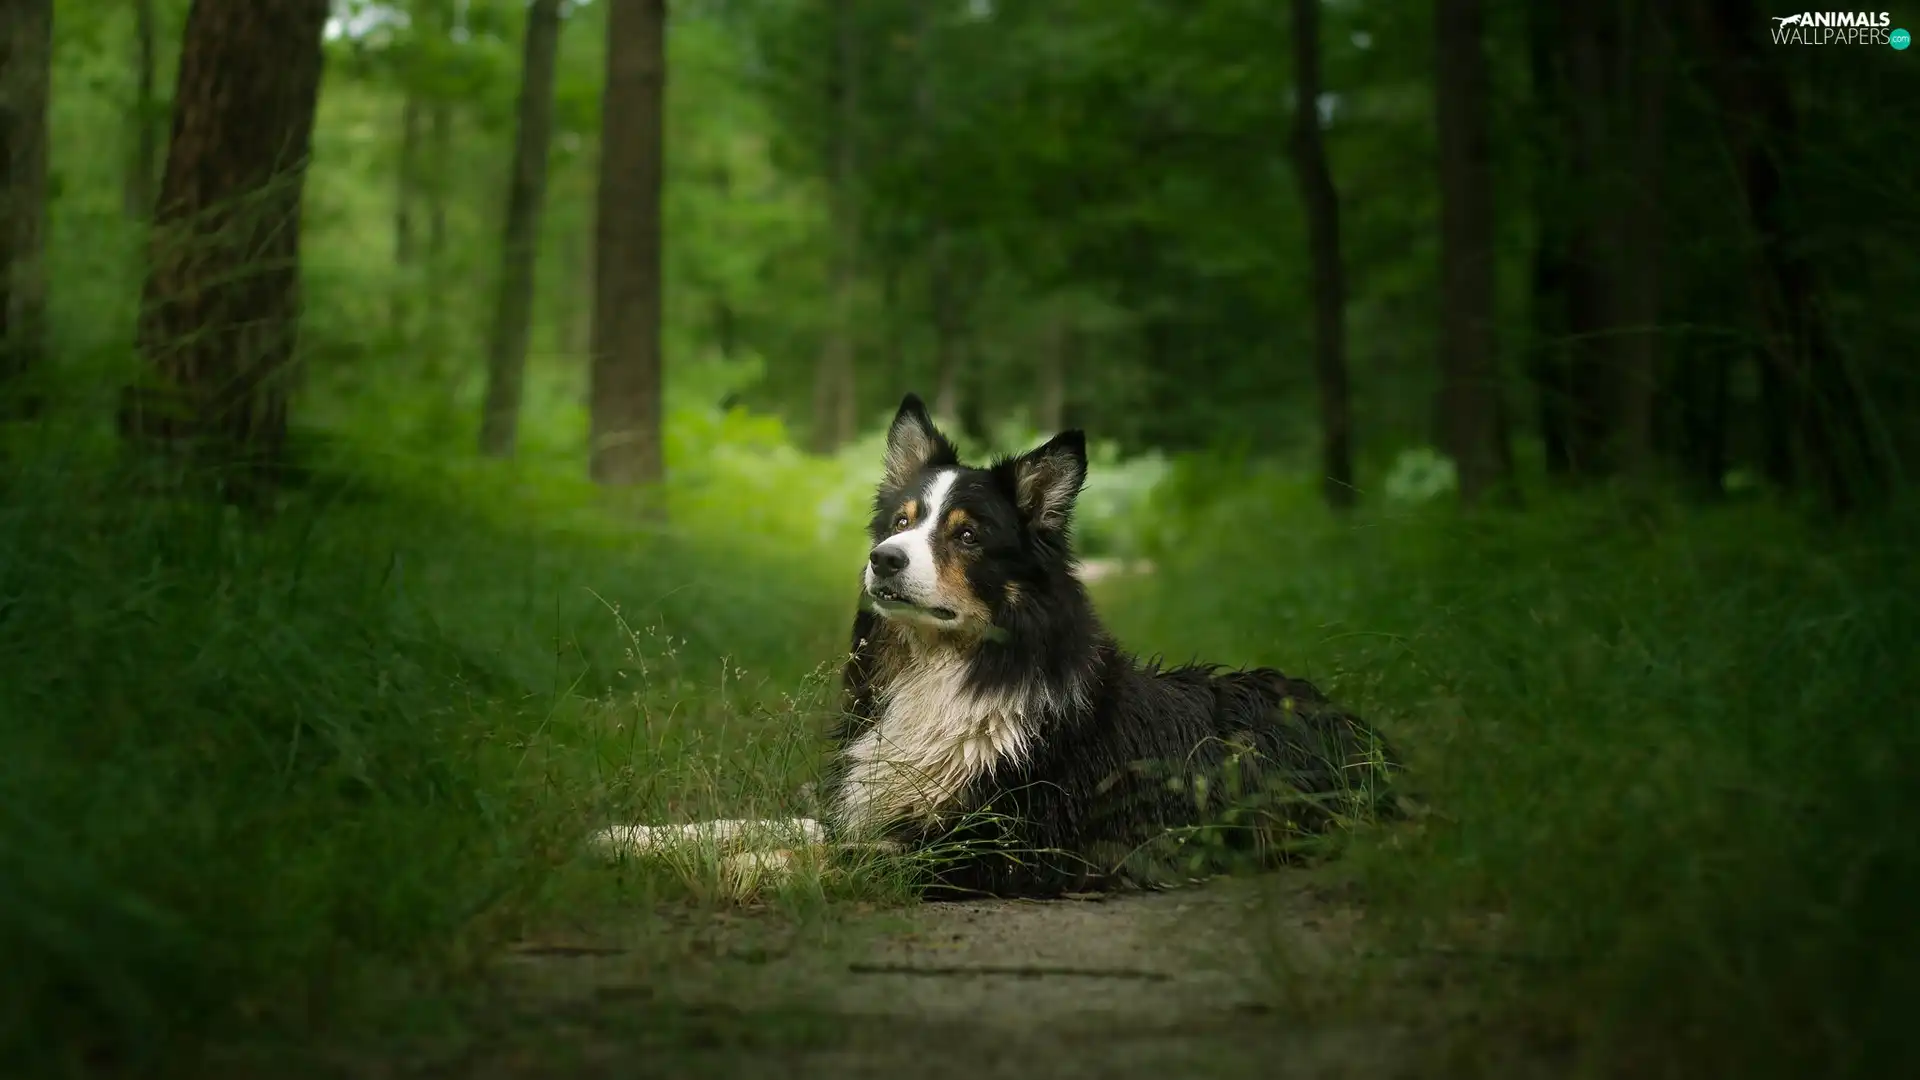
left=1104, top=470, right=1920, bottom=1080
left=0, top=404, right=878, bottom=1075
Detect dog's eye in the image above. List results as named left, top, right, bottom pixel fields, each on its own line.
left=956, top=526, right=977, bottom=546
left=892, top=513, right=910, bottom=531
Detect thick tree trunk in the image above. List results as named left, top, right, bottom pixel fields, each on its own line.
left=127, top=0, right=159, bottom=218
left=587, top=0, right=666, bottom=486
left=480, top=0, right=564, bottom=458
left=1289, top=0, right=1356, bottom=510
left=1433, top=0, right=1509, bottom=504
left=1, top=0, right=52, bottom=406
left=119, top=0, right=330, bottom=497
left=809, top=0, right=859, bottom=454
left=392, top=93, right=422, bottom=335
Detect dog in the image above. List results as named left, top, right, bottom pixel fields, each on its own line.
left=595, top=395, right=1400, bottom=898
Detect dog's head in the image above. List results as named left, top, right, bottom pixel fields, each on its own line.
left=860, top=393, right=1086, bottom=638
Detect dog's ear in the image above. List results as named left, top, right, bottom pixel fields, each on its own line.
left=881, top=393, right=957, bottom=489
left=1008, top=430, right=1087, bottom=531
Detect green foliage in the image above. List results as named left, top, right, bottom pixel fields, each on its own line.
left=0, top=398, right=880, bottom=1070
left=1105, top=480, right=1920, bottom=1079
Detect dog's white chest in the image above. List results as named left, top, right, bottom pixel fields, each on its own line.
left=832, top=653, right=1037, bottom=838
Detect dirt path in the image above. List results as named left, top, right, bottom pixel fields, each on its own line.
left=361, top=873, right=1460, bottom=1080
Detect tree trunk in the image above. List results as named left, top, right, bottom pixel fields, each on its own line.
left=423, top=101, right=451, bottom=365
left=479, top=0, right=564, bottom=458
left=1433, top=0, right=1509, bottom=504
left=392, top=93, right=422, bottom=335
left=118, top=0, right=331, bottom=499
left=1526, top=1, right=1572, bottom=476
left=1693, top=0, right=1883, bottom=513
left=1, top=0, right=52, bottom=408
left=809, top=0, right=859, bottom=454
left=126, top=0, right=160, bottom=218
left=1611, top=0, right=1667, bottom=478
left=1289, top=0, right=1356, bottom=510
left=1561, top=0, right=1621, bottom=477
left=587, top=0, right=666, bottom=486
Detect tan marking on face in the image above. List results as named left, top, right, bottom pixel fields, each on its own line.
left=944, top=508, right=972, bottom=532
left=934, top=541, right=990, bottom=627
left=1003, top=581, right=1022, bottom=607
left=899, top=499, right=920, bottom=528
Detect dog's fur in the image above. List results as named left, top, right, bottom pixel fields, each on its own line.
left=595, top=395, right=1399, bottom=898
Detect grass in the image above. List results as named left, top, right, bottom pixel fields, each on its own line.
left=1102, top=469, right=1920, bottom=1080
left=7, top=371, right=1913, bottom=1078
left=0, top=399, right=890, bottom=1075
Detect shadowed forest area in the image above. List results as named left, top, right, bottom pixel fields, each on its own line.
left=0, top=0, right=1915, bottom=1076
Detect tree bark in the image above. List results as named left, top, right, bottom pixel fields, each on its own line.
left=1433, top=0, right=1509, bottom=504
left=1, top=0, right=52, bottom=407
left=588, top=0, right=666, bottom=486
left=480, top=0, right=564, bottom=458
left=809, top=0, right=859, bottom=454
left=1289, top=0, right=1356, bottom=510
left=126, top=0, right=160, bottom=218
left=119, top=0, right=331, bottom=497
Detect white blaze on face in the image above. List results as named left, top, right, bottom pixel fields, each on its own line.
left=863, top=468, right=958, bottom=605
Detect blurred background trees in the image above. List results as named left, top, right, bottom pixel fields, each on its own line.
left=0, top=0, right=1903, bottom=511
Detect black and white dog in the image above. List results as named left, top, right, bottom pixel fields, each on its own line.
left=596, top=395, right=1399, bottom=897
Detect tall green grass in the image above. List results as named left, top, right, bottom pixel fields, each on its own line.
left=1105, top=469, right=1919, bottom=1079
left=0, top=401, right=877, bottom=1073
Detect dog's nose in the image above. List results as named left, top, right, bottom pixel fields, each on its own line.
left=869, top=546, right=908, bottom=578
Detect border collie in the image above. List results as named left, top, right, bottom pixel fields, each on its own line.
left=595, top=395, right=1399, bottom=897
